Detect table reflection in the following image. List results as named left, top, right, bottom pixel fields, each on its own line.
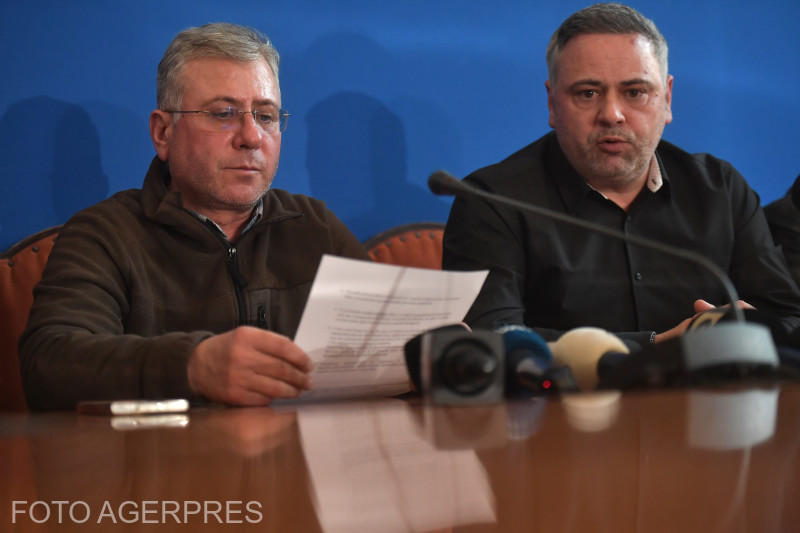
left=1, top=385, right=799, bottom=532
left=297, top=399, right=497, bottom=533
left=687, top=388, right=778, bottom=450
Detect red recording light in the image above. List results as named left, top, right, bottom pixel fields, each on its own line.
left=541, top=379, right=552, bottom=390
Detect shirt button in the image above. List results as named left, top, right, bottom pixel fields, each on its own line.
left=635, top=272, right=643, bottom=281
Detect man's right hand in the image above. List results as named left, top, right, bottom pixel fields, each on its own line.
left=186, top=326, right=313, bottom=406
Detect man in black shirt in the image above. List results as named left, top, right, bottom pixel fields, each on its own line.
left=443, top=3, right=800, bottom=348
left=765, top=175, right=800, bottom=288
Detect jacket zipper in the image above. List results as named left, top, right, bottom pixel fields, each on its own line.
left=257, top=305, right=267, bottom=328
left=226, top=246, right=249, bottom=325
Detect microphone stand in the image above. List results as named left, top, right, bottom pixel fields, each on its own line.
left=429, top=170, right=780, bottom=388
left=430, top=170, right=744, bottom=322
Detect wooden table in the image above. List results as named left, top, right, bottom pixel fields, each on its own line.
left=2, top=384, right=799, bottom=532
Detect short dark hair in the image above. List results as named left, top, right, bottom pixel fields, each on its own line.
left=546, top=3, right=668, bottom=85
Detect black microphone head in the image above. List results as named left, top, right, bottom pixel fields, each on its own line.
left=404, top=324, right=470, bottom=391
left=438, top=340, right=500, bottom=396
left=599, top=322, right=780, bottom=390
left=404, top=327, right=505, bottom=404
left=596, top=351, right=631, bottom=382
left=428, top=170, right=464, bottom=197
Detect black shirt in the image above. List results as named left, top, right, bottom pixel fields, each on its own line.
left=764, top=175, right=800, bottom=288
left=443, top=132, right=800, bottom=347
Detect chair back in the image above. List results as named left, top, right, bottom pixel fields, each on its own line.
left=364, top=222, right=445, bottom=270
left=0, top=226, right=61, bottom=411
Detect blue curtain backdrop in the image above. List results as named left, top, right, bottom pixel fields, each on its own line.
left=2, top=0, right=798, bottom=249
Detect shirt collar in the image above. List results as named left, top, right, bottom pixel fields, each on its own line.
left=584, top=154, right=664, bottom=199
left=549, top=134, right=670, bottom=217
left=645, top=154, right=663, bottom=193
left=184, top=197, right=264, bottom=242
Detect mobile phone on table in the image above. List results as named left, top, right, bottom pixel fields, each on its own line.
left=77, top=398, right=189, bottom=416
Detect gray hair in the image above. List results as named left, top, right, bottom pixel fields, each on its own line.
left=546, top=3, right=669, bottom=86
left=157, top=22, right=280, bottom=109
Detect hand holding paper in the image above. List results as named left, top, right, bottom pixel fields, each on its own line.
left=292, top=256, right=487, bottom=401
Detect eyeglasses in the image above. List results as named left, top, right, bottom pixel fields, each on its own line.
left=165, top=106, right=290, bottom=133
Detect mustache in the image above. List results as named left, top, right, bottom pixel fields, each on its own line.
left=223, top=161, right=265, bottom=170
left=590, top=129, right=635, bottom=143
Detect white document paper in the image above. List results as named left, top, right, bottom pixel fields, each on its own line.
left=292, top=255, right=488, bottom=401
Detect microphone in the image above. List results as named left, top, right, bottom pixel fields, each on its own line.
left=430, top=169, right=781, bottom=386
left=547, top=327, right=629, bottom=391
left=403, top=324, right=572, bottom=403
left=690, top=307, right=794, bottom=347
left=404, top=324, right=470, bottom=393
left=404, top=326, right=505, bottom=405
left=541, top=327, right=627, bottom=431
left=495, top=325, right=554, bottom=396
left=431, top=170, right=745, bottom=322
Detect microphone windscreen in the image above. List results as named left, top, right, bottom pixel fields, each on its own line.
left=496, top=325, right=552, bottom=397
left=427, top=170, right=462, bottom=196
left=549, top=327, right=629, bottom=390
left=404, top=323, right=470, bottom=391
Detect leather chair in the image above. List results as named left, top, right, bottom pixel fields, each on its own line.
left=0, top=226, right=61, bottom=411
left=364, top=222, right=445, bottom=270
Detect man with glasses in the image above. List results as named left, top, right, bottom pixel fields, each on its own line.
left=443, top=3, right=800, bottom=348
left=20, top=23, right=369, bottom=410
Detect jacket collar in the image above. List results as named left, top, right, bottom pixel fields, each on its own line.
left=140, top=156, right=303, bottom=241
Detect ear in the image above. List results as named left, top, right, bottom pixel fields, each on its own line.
left=545, top=80, right=556, bottom=129
left=150, top=110, right=173, bottom=161
left=664, top=74, right=674, bottom=125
